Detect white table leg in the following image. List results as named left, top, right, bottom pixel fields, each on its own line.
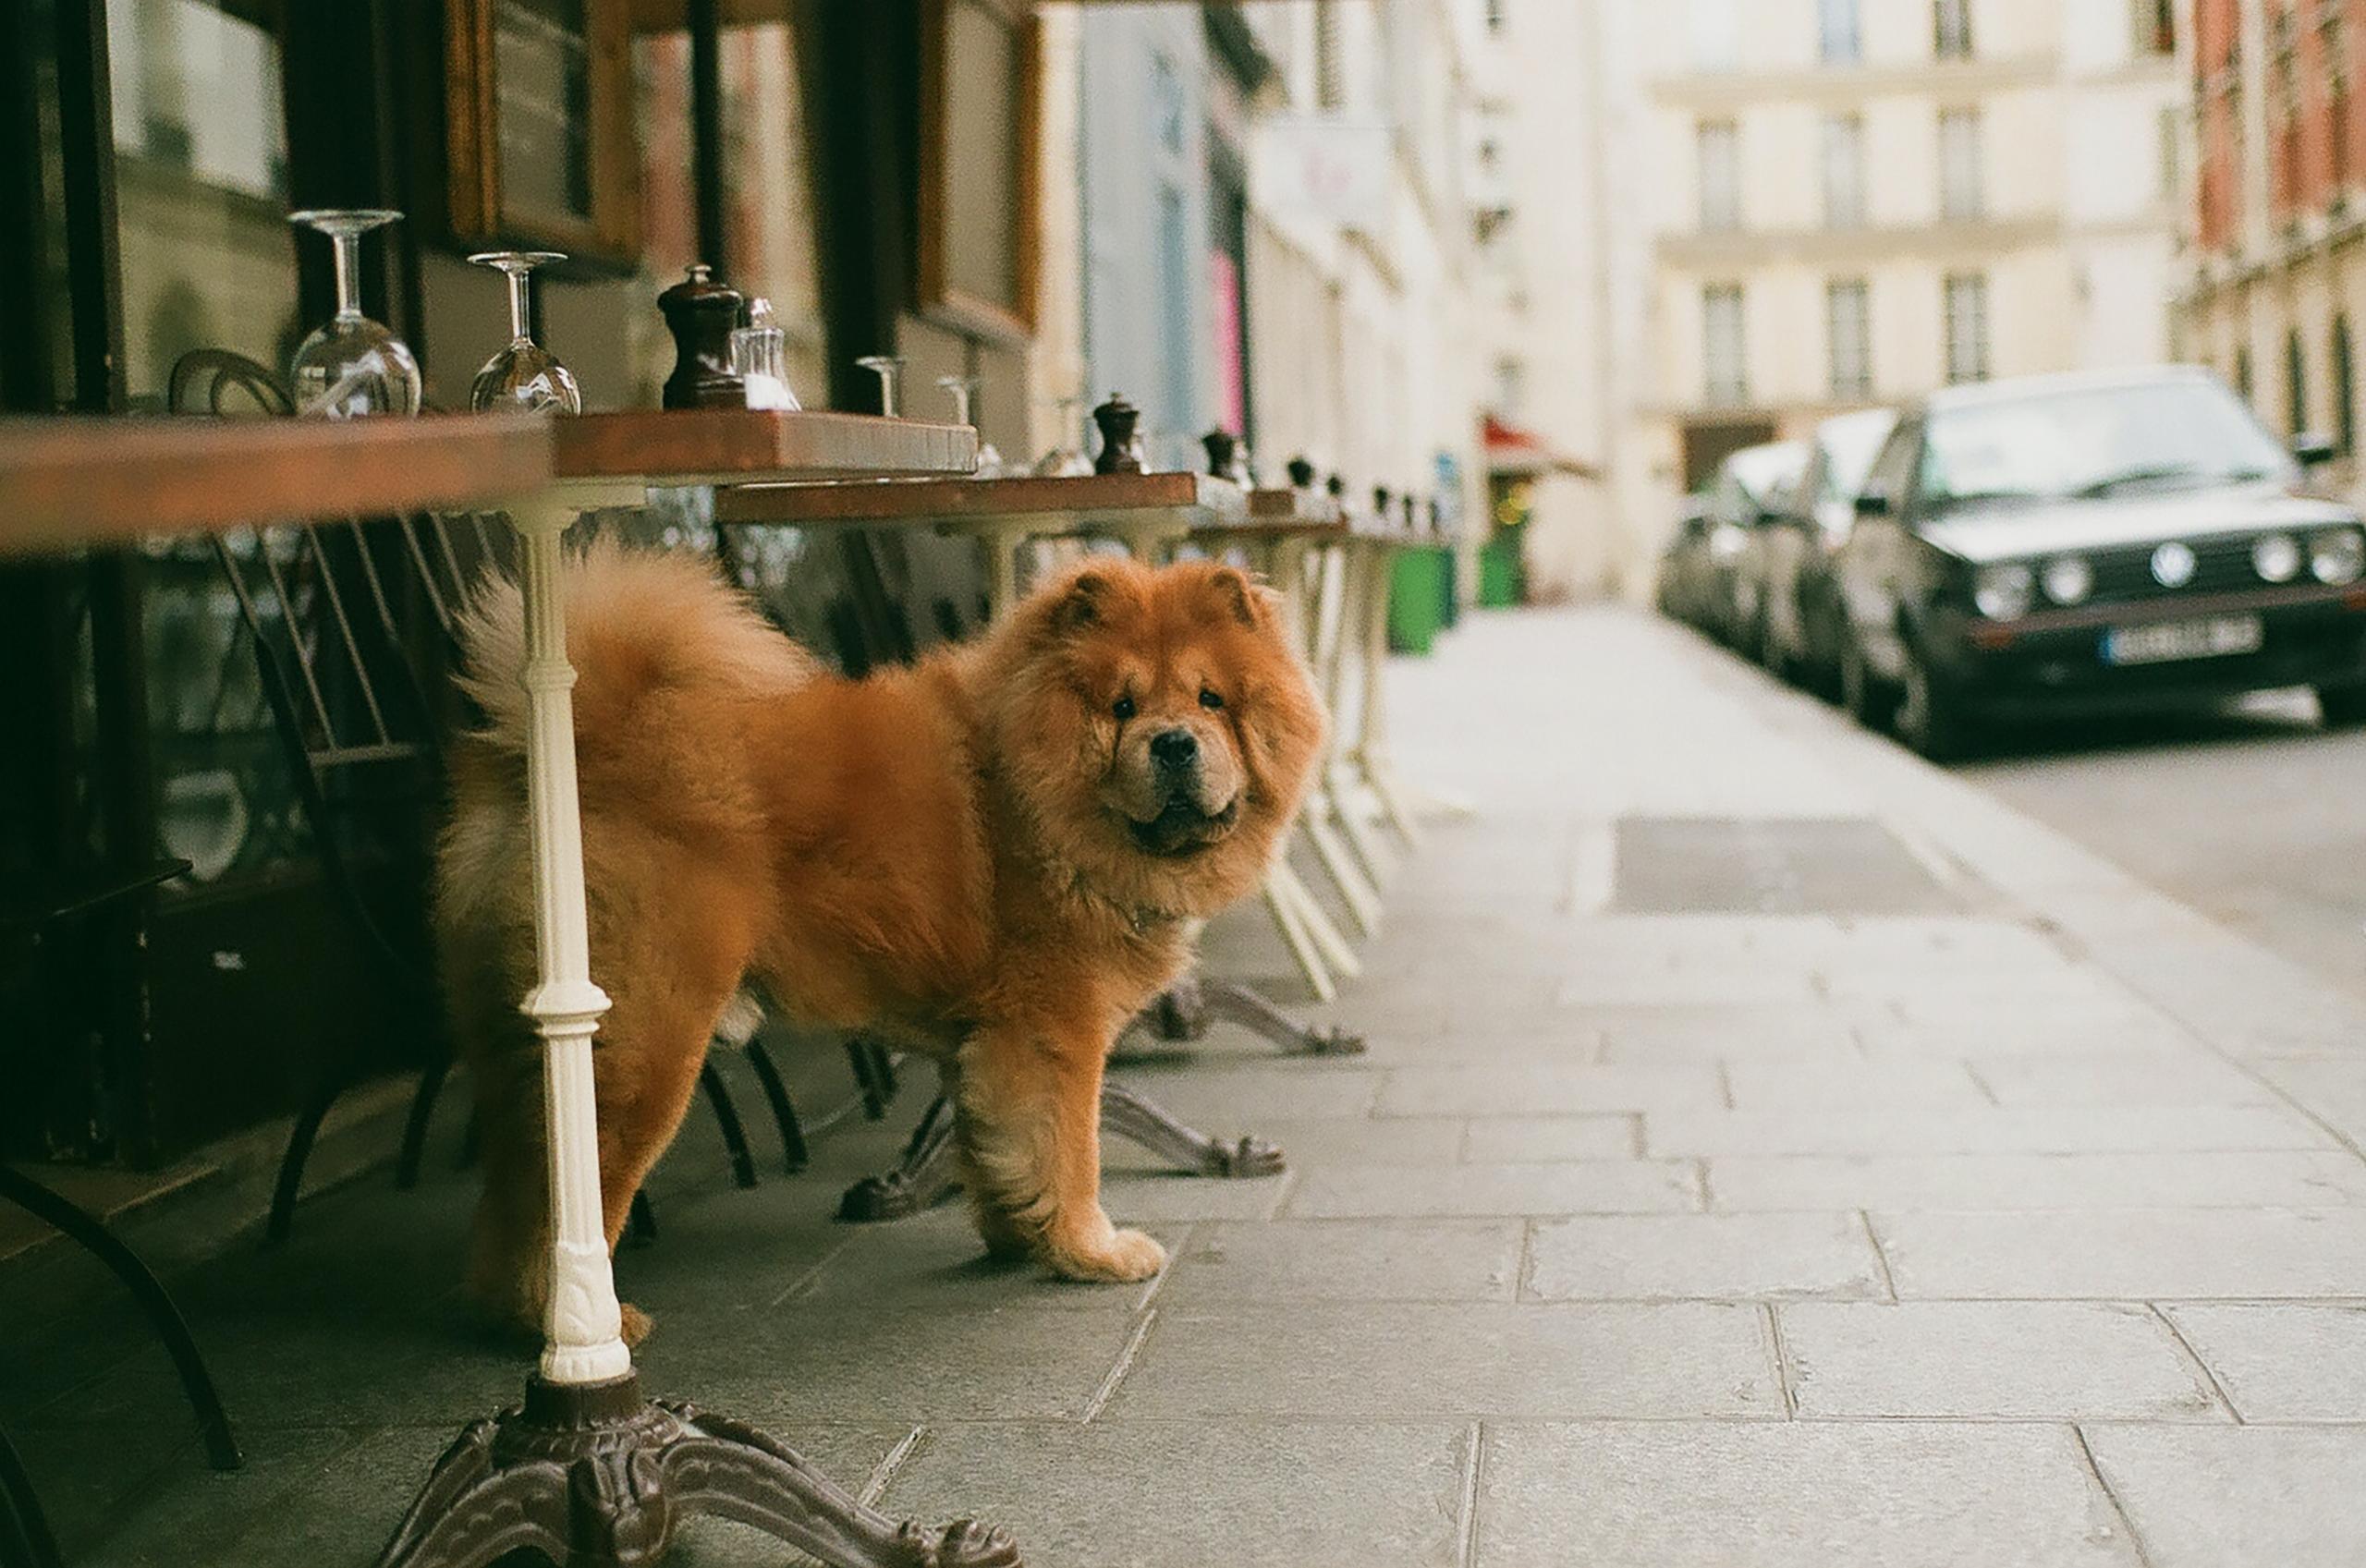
left=1261, top=871, right=1335, bottom=1002
left=1352, top=538, right=1431, bottom=847
left=511, top=490, right=630, bottom=1388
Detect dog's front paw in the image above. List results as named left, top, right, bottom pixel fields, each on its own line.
left=1044, top=1225, right=1166, bottom=1283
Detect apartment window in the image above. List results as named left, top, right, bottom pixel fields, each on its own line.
left=1819, top=0, right=1860, bottom=63
left=1314, top=0, right=1344, bottom=108
left=1934, top=0, right=1973, bottom=59
left=1485, top=0, right=1507, bottom=32
left=1944, top=273, right=1990, bottom=383
left=1698, top=119, right=1741, bottom=231
left=1939, top=107, right=1984, bottom=220
left=1494, top=357, right=1526, bottom=415
left=2158, top=106, right=2181, bottom=201
left=1689, top=0, right=1739, bottom=71
left=2287, top=329, right=2311, bottom=439
left=2134, top=0, right=2175, bottom=56
left=2237, top=345, right=2254, bottom=404
left=1827, top=279, right=1872, bottom=400
left=2336, top=316, right=2358, bottom=456
left=1822, top=115, right=1866, bottom=226
left=2336, top=74, right=2353, bottom=193
left=1704, top=284, right=1747, bottom=406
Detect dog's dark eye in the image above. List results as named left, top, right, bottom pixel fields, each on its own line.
left=1199, top=688, right=1225, bottom=711
left=1112, top=695, right=1136, bottom=722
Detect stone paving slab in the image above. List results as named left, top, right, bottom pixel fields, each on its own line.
left=1457, top=1113, right=1640, bottom=1161
left=1474, top=1422, right=2142, bottom=1568
left=1644, top=1103, right=2338, bottom=1157
left=1524, top=1211, right=1888, bottom=1302
left=1285, top=1160, right=1699, bottom=1218
left=1705, top=1150, right=2366, bottom=1210
left=1157, top=1219, right=1524, bottom=1303
left=2082, top=1426, right=2366, bottom=1568
left=1779, top=1301, right=2225, bottom=1420
left=2156, top=1303, right=2366, bottom=1421
left=1871, top=1209, right=2366, bottom=1299
left=1969, top=1051, right=2281, bottom=1107
left=1107, top=1302, right=1782, bottom=1420
left=1372, top=1063, right=1725, bottom=1116
left=880, top=1420, right=1473, bottom=1568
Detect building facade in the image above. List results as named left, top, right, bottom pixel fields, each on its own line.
left=1629, top=0, right=2184, bottom=592
left=2181, top=0, right=2366, bottom=500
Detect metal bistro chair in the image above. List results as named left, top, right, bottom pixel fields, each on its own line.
left=165, top=352, right=787, bottom=1244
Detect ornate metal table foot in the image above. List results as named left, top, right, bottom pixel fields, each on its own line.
left=841, top=1080, right=1286, bottom=1223
left=1101, top=1084, right=1286, bottom=1178
left=373, top=1372, right=1020, bottom=1568
left=1144, top=974, right=1365, bottom=1056
left=838, top=1093, right=960, bottom=1222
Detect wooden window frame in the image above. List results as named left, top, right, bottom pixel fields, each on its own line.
left=444, top=0, right=642, bottom=265
left=916, top=0, right=1041, bottom=347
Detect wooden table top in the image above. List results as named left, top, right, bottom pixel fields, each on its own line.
left=1214, top=488, right=1348, bottom=538
left=0, top=413, right=552, bottom=557
left=713, top=468, right=1246, bottom=530
left=555, top=409, right=978, bottom=486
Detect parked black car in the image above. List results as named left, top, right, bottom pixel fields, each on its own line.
left=1755, top=407, right=1896, bottom=691
left=1835, top=367, right=2366, bottom=759
left=1654, top=496, right=1721, bottom=628
left=1705, top=440, right=1809, bottom=646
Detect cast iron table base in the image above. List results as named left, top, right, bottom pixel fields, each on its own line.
left=1145, top=973, right=1365, bottom=1055
left=839, top=1081, right=1286, bottom=1223
left=373, top=1372, right=1018, bottom=1568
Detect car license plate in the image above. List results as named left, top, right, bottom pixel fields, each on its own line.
left=2101, top=614, right=2265, bottom=666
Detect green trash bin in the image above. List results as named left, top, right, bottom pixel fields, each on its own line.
left=1478, top=535, right=1522, bottom=607
left=1388, top=546, right=1452, bottom=654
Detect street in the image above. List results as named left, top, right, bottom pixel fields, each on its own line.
left=1961, top=691, right=2366, bottom=1011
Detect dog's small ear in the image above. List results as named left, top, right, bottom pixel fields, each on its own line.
left=1043, top=571, right=1108, bottom=638
left=1206, top=565, right=1272, bottom=630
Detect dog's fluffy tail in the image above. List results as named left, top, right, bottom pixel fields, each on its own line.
left=454, top=540, right=818, bottom=758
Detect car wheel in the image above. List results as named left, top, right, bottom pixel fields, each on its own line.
left=2318, top=684, right=2366, bottom=729
left=1894, top=638, right=1978, bottom=762
left=1840, top=634, right=1898, bottom=732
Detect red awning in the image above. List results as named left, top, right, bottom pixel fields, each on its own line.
left=1484, top=413, right=1599, bottom=479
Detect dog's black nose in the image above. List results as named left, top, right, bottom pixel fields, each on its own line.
left=1150, top=728, right=1199, bottom=770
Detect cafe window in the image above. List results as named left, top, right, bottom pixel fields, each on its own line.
left=2134, top=0, right=2176, bottom=55
left=105, top=0, right=298, bottom=406
left=1703, top=283, right=1747, bottom=406
left=1934, top=0, right=1973, bottom=59
left=2287, top=327, right=2310, bottom=438
left=1827, top=278, right=1871, bottom=400
left=1698, top=119, right=1740, bottom=232
left=444, top=0, right=639, bottom=260
left=1819, top=0, right=1860, bottom=64
left=1944, top=272, right=1990, bottom=383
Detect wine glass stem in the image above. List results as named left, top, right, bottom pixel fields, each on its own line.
left=506, top=268, right=534, bottom=345
left=331, top=230, right=361, bottom=321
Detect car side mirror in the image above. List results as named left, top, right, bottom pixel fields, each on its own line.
left=2294, top=431, right=2338, bottom=468
left=1854, top=486, right=1893, bottom=518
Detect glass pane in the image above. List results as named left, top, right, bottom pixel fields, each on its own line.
left=105, top=0, right=298, bottom=404
left=944, top=0, right=1023, bottom=311
left=493, top=0, right=594, bottom=227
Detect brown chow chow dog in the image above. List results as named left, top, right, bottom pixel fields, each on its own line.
left=437, top=544, right=1323, bottom=1339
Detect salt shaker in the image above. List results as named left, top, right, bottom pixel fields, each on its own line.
left=731, top=298, right=799, bottom=411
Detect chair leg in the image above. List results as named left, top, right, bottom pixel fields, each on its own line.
left=396, top=1056, right=451, bottom=1191
left=1100, top=1084, right=1286, bottom=1178
left=265, top=1069, right=344, bottom=1246
left=626, top=1188, right=659, bottom=1246
left=868, top=1042, right=900, bottom=1103
left=838, top=1093, right=961, bottom=1222
left=0, top=1165, right=243, bottom=1474
left=742, top=1039, right=810, bottom=1173
left=845, top=1038, right=889, bottom=1121
left=0, top=1420, right=64, bottom=1568
left=1200, top=976, right=1367, bottom=1056
left=699, top=1060, right=760, bottom=1190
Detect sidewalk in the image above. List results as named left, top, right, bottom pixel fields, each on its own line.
left=12, top=604, right=2366, bottom=1565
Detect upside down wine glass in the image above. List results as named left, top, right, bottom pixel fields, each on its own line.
left=467, top=250, right=581, bottom=413
left=287, top=209, right=421, bottom=418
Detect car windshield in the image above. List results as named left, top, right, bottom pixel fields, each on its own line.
left=1819, top=410, right=1896, bottom=502
left=1723, top=443, right=1808, bottom=515
left=1920, top=377, right=2290, bottom=514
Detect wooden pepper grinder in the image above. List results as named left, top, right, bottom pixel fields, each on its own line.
left=1372, top=485, right=1393, bottom=525
left=657, top=262, right=746, bottom=409
left=1201, top=429, right=1250, bottom=486
left=1092, top=395, right=1147, bottom=474
left=1325, top=473, right=1346, bottom=502
left=1287, top=456, right=1317, bottom=491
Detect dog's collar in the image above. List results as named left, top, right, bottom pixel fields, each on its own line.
left=1069, top=871, right=1189, bottom=938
